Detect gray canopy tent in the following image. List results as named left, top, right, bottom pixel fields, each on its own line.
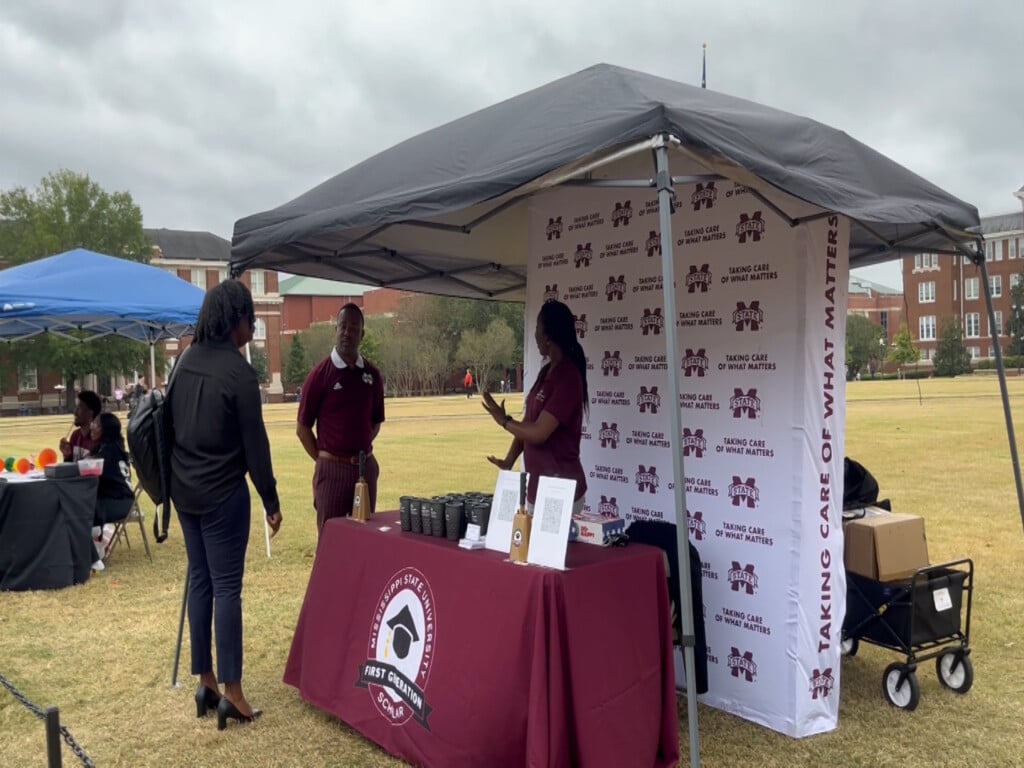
left=232, top=63, right=1018, bottom=764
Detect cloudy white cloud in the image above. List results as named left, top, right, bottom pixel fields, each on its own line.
left=2, top=0, right=1022, bottom=288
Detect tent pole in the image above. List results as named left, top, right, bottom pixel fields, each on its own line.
left=150, top=343, right=157, bottom=390
left=977, top=253, right=1024, bottom=533
left=654, top=137, right=701, bottom=768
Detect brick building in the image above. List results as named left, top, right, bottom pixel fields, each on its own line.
left=901, top=188, right=1024, bottom=365
left=147, top=228, right=285, bottom=399
left=279, top=275, right=412, bottom=333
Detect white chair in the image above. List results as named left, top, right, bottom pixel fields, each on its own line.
left=105, top=486, right=153, bottom=563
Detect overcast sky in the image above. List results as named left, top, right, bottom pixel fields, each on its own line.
left=2, top=0, right=1022, bottom=289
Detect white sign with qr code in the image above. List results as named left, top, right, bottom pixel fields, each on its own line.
left=932, top=587, right=953, bottom=612
left=527, top=476, right=576, bottom=570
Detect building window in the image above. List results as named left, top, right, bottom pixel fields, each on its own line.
left=1011, top=239, right=1018, bottom=260
left=989, top=275, right=1002, bottom=298
left=965, top=313, right=980, bottom=338
left=18, top=367, right=38, bottom=392
left=965, top=277, right=979, bottom=300
left=993, top=311, right=1004, bottom=337
left=166, top=267, right=180, bottom=279
left=918, top=281, right=936, bottom=303
left=995, top=240, right=1004, bottom=261
left=218, top=268, right=228, bottom=284
left=920, top=348, right=930, bottom=361
left=967, top=346, right=981, bottom=359
left=191, top=268, right=207, bottom=289
left=953, top=280, right=958, bottom=300
left=250, top=270, right=265, bottom=296
left=919, top=315, right=936, bottom=341
left=1012, top=274, right=1022, bottom=290
left=914, top=254, right=921, bottom=269
left=879, top=311, right=889, bottom=337
left=253, top=317, right=267, bottom=340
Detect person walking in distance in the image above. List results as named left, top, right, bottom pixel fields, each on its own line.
left=296, top=303, right=385, bottom=536
left=464, top=368, right=474, bottom=398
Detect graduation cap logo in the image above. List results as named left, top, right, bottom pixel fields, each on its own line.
left=386, top=605, right=420, bottom=660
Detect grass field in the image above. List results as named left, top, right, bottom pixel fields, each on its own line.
left=2, top=378, right=1024, bottom=767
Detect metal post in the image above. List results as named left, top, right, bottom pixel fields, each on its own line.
left=172, top=565, right=190, bottom=688
left=149, top=343, right=157, bottom=392
left=654, top=136, right=702, bottom=767
left=977, top=254, right=1024, bottom=532
left=45, top=707, right=62, bottom=768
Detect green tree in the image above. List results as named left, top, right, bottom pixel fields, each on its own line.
left=1, top=170, right=154, bottom=405
left=887, top=323, right=919, bottom=378
left=845, top=314, right=884, bottom=380
left=0, top=169, right=151, bottom=264
left=283, top=334, right=310, bottom=389
left=249, top=344, right=269, bottom=384
left=933, top=316, right=972, bottom=377
left=457, top=318, right=517, bottom=393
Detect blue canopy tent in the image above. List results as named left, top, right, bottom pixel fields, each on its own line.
left=0, top=248, right=206, bottom=391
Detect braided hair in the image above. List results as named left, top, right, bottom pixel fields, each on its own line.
left=538, top=300, right=589, bottom=416
left=194, top=279, right=256, bottom=344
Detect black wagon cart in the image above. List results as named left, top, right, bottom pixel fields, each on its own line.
left=841, top=558, right=974, bottom=711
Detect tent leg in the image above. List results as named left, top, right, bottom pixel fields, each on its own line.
left=977, top=256, right=1024, bottom=533
left=654, top=137, right=701, bottom=768
left=150, top=343, right=157, bottom=390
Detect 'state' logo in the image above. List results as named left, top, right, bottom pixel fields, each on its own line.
left=732, top=301, right=764, bottom=331
left=686, top=264, right=712, bottom=294
left=691, top=182, right=717, bottom=211
left=574, top=314, right=588, bottom=339
left=640, top=308, right=664, bottom=336
left=727, top=562, right=759, bottom=595
left=635, top=464, right=659, bottom=494
left=574, top=242, right=593, bottom=268
left=611, top=200, right=633, bottom=227
left=645, top=231, right=661, bottom=257
left=601, top=351, right=622, bottom=377
left=543, top=284, right=560, bottom=303
left=809, top=668, right=835, bottom=700
left=687, top=510, right=706, bottom=541
left=546, top=216, right=563, bottom=240
left=730, top=388, right=761, bottom=419
left=736, top=211, right=766, bottom=243
left=728, top=476, right=760, bottom=509
left=682, top=428, right=706, bottom=458
left=637, top=386, right=661, bottom=414
left=605, top=275, right=626, bottom=301
left=728, top=648, right=757, bottom=682
left=598, top=422, right=620, bottom=449
left=598, top=495, right=619, bottom=517
left=682, top=349, right=709, bottom=377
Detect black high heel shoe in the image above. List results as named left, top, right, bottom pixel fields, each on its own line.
left=195, top=685, right=221, bottom=718
left=216, top=697, right=263, bottom=731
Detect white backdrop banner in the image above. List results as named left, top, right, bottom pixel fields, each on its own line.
left=525, top=181, right=849, bottom=737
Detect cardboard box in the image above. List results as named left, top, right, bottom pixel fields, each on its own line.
left=569, top=514, right=625, bottom=546
left=844, top=512, right=929, bottom=581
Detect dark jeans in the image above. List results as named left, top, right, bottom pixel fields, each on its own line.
left=177, top=480, right=251, bottom=683
left=94, top=496, right=132, bottom=529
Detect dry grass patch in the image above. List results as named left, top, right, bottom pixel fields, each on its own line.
left=1, top=382, right=1023, bottom=767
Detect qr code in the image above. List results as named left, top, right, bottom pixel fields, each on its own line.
left=498, top=489, right=517, bottom=522
left=539, top=498, right=563, bottom=534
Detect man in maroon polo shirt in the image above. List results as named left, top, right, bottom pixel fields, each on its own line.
left=296, top=304, right=385, bottom=535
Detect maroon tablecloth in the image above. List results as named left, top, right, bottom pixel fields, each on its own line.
left=284, top=513, right=679, bottom=768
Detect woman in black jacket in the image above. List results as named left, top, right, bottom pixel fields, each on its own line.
left=168, top=280, right=283, bottom=730
left=88, top=412, right=134, bottom=564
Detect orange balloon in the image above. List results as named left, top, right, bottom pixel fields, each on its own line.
left=15, top=457, right=32, bottom=474
left=36, top=448, right=59, bottom=469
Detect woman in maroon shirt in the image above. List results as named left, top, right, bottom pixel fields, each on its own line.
left=482, top=300, right=589, bottom=510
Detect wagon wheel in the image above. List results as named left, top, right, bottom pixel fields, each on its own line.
left=936, top=651, right=974, bottom=694
left=840, top=637, right=859, bottom=657
left=882, top=663, right=920, bottom=711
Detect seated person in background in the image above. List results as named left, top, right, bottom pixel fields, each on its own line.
left=59, top=390, right=102, bottom=462
left=88, top=412, right=134, bottom=564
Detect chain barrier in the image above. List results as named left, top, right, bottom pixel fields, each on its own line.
left=0, top=673, right=97, bottom=768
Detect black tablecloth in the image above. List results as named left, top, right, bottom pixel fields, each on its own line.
left=0, top=476, right=99, bottom=591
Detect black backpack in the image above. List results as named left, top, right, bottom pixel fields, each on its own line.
left=127, top=389, right=173, bottom=542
